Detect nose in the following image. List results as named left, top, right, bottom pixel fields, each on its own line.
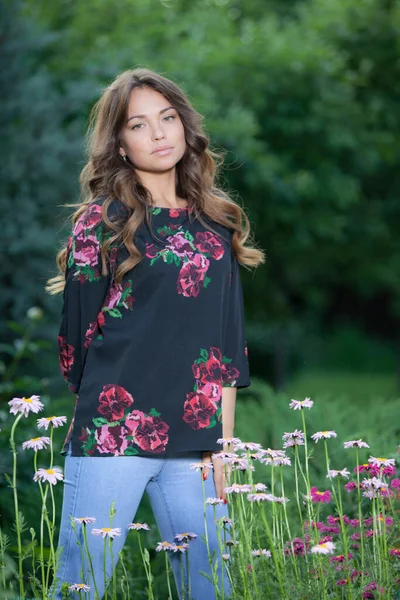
left=151, top=121, right=166, bottom=141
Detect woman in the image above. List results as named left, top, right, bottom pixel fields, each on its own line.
left=46, top=68, right=264, bottom=599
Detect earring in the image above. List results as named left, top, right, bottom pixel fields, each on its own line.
left=121, top=154, right=127, bottom=162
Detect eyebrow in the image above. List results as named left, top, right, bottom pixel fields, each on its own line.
left=127, top=106, right=176, bottom=123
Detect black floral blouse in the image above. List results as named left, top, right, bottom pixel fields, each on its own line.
left=57, top=197, right=250, bottom=457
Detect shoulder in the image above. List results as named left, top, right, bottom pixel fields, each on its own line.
left=92, top=196, right=131, bottom=222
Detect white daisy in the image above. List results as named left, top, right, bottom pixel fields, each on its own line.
left=216, top=437, right=241, bottom=446
left=128, top=523, right=150, bottom=531
left=68, top=583, right=91, bottom=592
left=9, top=395, right=44, bottom=417
left=223, top=484, right=252, bottom=494
left=343, top=439, right=370, bottom=449
left=235, top=442, right=262, bottom=452
left=71, top=517, right=96, bottom=525
left=311, top=541, right=336, bottom=555
left=289, top=398, right=314, bottom=410
left=368, top=456, right=396, bottom=468
left=327, top=468, right=350, bottom=479
left=22, top=437, right=51, bottom=451
left=254, top=483, right=267, bottom=492
left=91, top=527, right=121, bottom=539
left=247, top=493, right=276, bottom=503
left=361, top=477, right=388, bottom=491
left=156, top=541, right=175, bottom=552
left=33, top=467, right=63, bottom=485
left=311, top=431, right=337, bottom=443
left=252, top=549, right=271, bottom=557
left=205, top=497, right=224, bottom=506
left=37, top=415, right=67, bottom=430
left=189, top=462, right=214, bottom=471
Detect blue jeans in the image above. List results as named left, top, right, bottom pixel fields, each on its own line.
left=50, top=441, right=231, bottom=599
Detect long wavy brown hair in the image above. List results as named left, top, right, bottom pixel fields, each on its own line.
left=46, top=68, right=264, bottom=295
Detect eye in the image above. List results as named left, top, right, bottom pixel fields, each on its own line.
left=131, top=114, right=177, bottom=130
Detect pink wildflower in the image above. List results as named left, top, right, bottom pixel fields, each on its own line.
left=310, top=487, right=331, bottom=504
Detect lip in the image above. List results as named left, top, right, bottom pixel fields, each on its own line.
left=152, top=145, right=174, bottom=154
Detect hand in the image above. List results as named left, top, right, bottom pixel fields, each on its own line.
left=201, top=450, right=229, bottom=502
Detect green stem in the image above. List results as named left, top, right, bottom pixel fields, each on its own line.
left=165, top=551, right=173, bottom=600
left=82, top=523, right=101, bottom=600
left=103, top=537, right=108, bottom=600
left=355, top=450, right=365, bottom=589
left=9, top=413, right=25, bottom=600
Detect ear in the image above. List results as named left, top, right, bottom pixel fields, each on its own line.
left=119, top=146, right=125, bottom=157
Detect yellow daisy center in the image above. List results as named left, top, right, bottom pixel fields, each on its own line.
left=47, top=416, right=57, bottom=420
left=46, top=469, right=55, bottom=475
left=23, top=397, right=33, bottom=403
left=31, top=437, right=41, bottom=442
left=376, top=458, right=386, bottom=462
left=102, top=528, right=112, bottom=532
left=316, top=491, right=325, bottom=495
left=321, top=431, right=330, bottom=435
left=319, top=543, right=327, bottom=548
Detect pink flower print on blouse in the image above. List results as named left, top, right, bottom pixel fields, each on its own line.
left=133, top=412, right=170, bottom=453
left=103, top=280, right=135, bottom=318
left=192, top=346, right=222, bottom=384
left=182, top=391, right=219, bottom=430
left=177, top=254, right=210, bottom=298
left=125, top=409, right=145, bottom=436
left=94, top=423, right=130, bottom=456
left=72, top=204, right=102, bottom=238
left=194, top=231, right=224, bottom=260
left=73, top=233, right=101, bottom=269
left=84, top=311, right=105, bottom=349
left=81, top=384, right=170, bottom=456
left=165, top=231, right=195, bottom=260
left=144, top=228, right=226, bottom=298
left=57, top=335, right=75, bottom=378
left=97, top=384, right=134, bottom=421
left=145, top=243, right=159, bottom=259
left=221, top=362, right=240, bottom=387
left=69, top=204, right=107, bottom=283
left=183, top=346, right=241, bottom=430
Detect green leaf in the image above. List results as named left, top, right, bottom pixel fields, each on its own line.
left=203, top=276, right=211, bottom=288
left=92, top=417, right=108, bottom=427
left=149, top=255, right=162, bottom=266
left=200, top=348, right=209, bottom=361
left=149, top=408, right=161, bottom=417
left=124, top=447, right=139, bottom=456
left=165, top=251, right=174, bottom=264
left=107, top=308, right=122, bottom=318
left=206, top=415, right=217, bottom=429
left=173, top=253, right=181, bottom=267
left=184, top=231, right=194, bottom=242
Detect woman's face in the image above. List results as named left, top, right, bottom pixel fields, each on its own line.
left=119, top=86, right=186, bottom=174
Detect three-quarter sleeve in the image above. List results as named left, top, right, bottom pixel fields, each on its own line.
left=57, top=202, right=115, bottom=394
left=221, top=245, right=251, bottom=389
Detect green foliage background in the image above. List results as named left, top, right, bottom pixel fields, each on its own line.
left=0, top=0, right=399, bottom=595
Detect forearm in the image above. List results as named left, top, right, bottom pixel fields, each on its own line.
left=222, top=386, right=237, bottom=439
left=203, top=387, right=237, bottom=458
